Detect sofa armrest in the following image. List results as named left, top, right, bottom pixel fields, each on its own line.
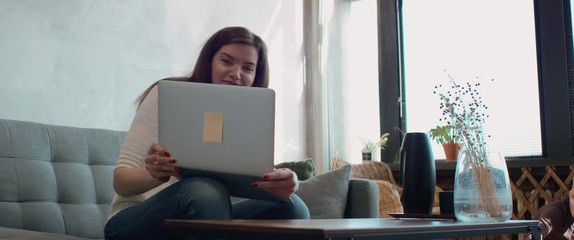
left=344, top=178, right=379, bottom=218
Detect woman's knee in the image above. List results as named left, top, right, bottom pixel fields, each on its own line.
left=175, top=177, right=232, bottom=218
left=288, top=194, right=310, bottom=219
left=177, top=177, right=229, bottom=198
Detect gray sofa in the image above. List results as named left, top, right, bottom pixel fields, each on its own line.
left=0, top=119, right=379, bottom=239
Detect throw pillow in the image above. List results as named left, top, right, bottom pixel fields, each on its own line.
left=295, top=165, right=352, bottom=219
left=375, top=180, right=403, bottom=218
left=274, top=158, right=316, bottom=181
left=350, top=161, right=395, bottom=184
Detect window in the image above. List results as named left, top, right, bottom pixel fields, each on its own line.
left=401, top=0, right=542, bottom=159
left=377, top=0, right=573, bottom=165
left=314, top=0, right=573, bottom=169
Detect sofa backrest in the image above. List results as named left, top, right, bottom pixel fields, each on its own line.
left=0, top=119, right=126, bottom=239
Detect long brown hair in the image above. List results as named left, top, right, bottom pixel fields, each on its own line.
left=136, top=26, right=269, bottom=107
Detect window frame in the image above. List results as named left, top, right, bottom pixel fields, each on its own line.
left=378, top=0, right=574, bottom=168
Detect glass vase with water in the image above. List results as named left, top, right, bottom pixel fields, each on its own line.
left=453, top=151, right=512, bottom=222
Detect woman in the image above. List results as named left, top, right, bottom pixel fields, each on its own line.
left=527, top=187, right=574, bottom=240
left=104, top=26, right=310, bottom=240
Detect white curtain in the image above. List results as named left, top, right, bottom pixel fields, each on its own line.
left=304, top=0, right=380, bottom=173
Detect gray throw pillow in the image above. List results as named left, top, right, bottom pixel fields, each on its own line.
left=295, top=165, right=351, bottom=219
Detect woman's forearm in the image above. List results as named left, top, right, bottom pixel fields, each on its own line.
left=113, top=167, right=165, bottom=196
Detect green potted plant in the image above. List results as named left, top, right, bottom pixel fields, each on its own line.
left=429, top=121, right=461, bottom=162
left=428, top=125, right=458, bottom=144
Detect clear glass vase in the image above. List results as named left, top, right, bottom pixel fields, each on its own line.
left=453, top=151, right=513, bottom=222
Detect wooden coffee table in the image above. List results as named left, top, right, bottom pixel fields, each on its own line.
left=164, top=218, right=540, bottom=240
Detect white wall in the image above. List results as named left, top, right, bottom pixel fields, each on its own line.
left=0, top=0, right=305, bottom=163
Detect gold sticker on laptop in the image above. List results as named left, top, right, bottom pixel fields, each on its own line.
left=203, top=112, right=223, bottom=143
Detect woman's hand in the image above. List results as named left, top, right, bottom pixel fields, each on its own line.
left=252, top=168, right=298, bottom=200
left=145, top=143, right=181, bottom=182
left=113, top=143, right=181, bottom=196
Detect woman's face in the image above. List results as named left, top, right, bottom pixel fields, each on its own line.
left=211, top=43, right=258, bottom=86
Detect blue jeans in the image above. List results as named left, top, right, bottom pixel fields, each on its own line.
left=104, top=177, right=310, bottom=240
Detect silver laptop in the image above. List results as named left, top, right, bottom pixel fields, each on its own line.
left=158, top=80, right=282, bottom=202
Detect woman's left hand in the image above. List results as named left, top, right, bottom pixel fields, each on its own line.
left=253, top=168, right=298, bottom=200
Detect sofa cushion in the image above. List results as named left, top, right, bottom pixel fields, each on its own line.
left=0, top=119, right=125, bottom=239
left=0, top=227, right=90, bottom=240
left=296, top=165, right=352, bottom=219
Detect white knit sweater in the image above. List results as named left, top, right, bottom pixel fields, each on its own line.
left=108, top=86, right=179, bottom=219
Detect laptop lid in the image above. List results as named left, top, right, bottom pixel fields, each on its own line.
left=158, top=80, right=281, bottom=201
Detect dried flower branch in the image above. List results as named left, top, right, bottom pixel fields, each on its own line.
left=435, top=71, right=508, bottom=219
left=433, top=70, right=494, bottom=167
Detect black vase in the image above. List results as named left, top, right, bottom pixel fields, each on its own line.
left=399, top=132, right=436, bottom=214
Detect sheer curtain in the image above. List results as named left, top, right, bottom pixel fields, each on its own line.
left=304, top=0, right=380, bottom=173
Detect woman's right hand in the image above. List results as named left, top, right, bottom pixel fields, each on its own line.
left=145, top=143, right=181, bottom=182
